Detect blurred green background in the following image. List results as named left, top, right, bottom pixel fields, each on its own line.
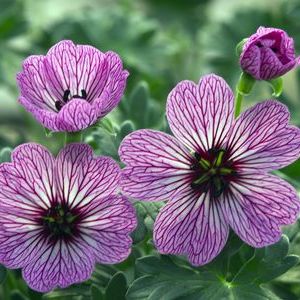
left=1, top=0, right=300, bottom=299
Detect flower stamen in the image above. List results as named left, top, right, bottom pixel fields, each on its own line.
left=55, top=89, right=88, bottom=112
left=42, top=204, right=78, bottom=240
left=191, top=149, right=236, bottom=197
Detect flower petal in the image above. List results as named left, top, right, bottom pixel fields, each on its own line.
left=240, top=43, right=261, bottom=79
left=17, top=55, right=57, bottom=111
left=226, top=100, right=300, bottom=171
left=22, top=239, right=94, bottom=292
left=93, top=51, right=129, bottom=117
left=56, top=98, right=98, bottom=132
left=79, top=195, right=136, bottom=264
left=45, top=41, right=128, bottom=114
left=220, top=173, right=300, bottom=247
left=260, top=48, right=296, bottom=80
left=55, top=143, right=120, bottom=209
left=0, top=225, right=44, bottom=269
left=166, top=74, right=234, bottom=153
left=19, top=96, right=59, bottom=131
left=45, top=40, right=102, bottom=97
left=154, top=190, right=229, bottom=266
left=0, top=143, right=55, bottom=212
left=119, top=129, right=194, bottom=201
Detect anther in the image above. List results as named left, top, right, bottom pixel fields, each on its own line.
left=81, top=89, right=87, bottom=99
left=63, top=90, right=70, bottom=102
left=55, top=101, right=63, bottom=111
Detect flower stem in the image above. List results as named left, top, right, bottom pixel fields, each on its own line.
left=234, top=91, right=244, bottom=118
left=65, top=131, right=83, bottom=144
left=234, top=72, right=255, bottom=118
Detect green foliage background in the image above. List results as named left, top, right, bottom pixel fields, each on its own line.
left=1, top=0, right=300, bottom=299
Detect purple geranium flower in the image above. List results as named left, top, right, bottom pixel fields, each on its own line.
left=17, top=40, right=129, bottom=132
left=119, top=74, right=300, bottom=266
left=0, top=143, right=136, bottom=292
left=240, top=27, right=299, bottom=80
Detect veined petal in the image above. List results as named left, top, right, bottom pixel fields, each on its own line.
left=22, top=239, right=94, bottom=292
left=0, top=143, right=55, bottom=211
left=56, top=99, right=98, bottom=132
left=0, top=225, right=44, bottom=269
left=19, top=97, right=60, bottom=131
left=45, top=40, right=108, bottom=101
left=240, top=44, right=261, bottom=79
left=119, top=129, right=194, bottom=201
left=55, top=143, right=120, bottom=209
left=154, top=190, right=229, bottom=266
left=219, top=173, right=299, bottom=248
left=17, top=55, right=57, bottom=111
left=166, top=74, right=234, bottom=153
left=240, top=27, right=298, bottom=80
left=226, top=100, right=300, bottom=171
left=17, top=40, right=128, bottom=132
left=260, top=47, right=297, bottom=80
left=93, top=51, right=129, bottom=117
left=45, top=41, right=128, bottom=113
left=79, top=195, right=136, bottom=264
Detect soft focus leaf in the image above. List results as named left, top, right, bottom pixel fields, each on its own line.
left=0, top=265, right=7, bottom=284
left=0, top=147, right=11, bottom=162
left=131, top=203, right=148, bottom=244
left=91, top=285, right=104, bottom=300
left=104, top=272, right=127, bottom=300
left=268, top=77, right=283, bottom=97
left=10, top=290, right=27, bottom=300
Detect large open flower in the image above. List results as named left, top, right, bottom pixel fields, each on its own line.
left=17, top=40, right=129, bottom=132
left=0, top=143, right=136, bottom=292
left=119, top=74, right=300, bottom=266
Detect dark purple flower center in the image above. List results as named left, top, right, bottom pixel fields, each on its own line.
left=55, top=89, right=87, bottom=111
left=42, top=204, right=78, bottom=241
left=255, top=32, right=291, bottom=65
left=256, top=41, right=278, bottom=53
left=191, top=148, right=236, bottom=198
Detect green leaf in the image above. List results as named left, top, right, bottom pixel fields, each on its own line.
left=128, top=81, right=150, bottom=128
left=43, top=128, right=53, bottom=138
left=0, top=264, right=7, bottom=284
left=235, top=38, right=248, bottom=56
left=128, top=235, right=297, bottom=300
left=127, top=255, right=206, bottom=300
left=91, top=264, right=117, bottom=287
left=43, top=283, right=90, bottom=299
left=105, top=272, right=127, bottom=300
left=233, top=235, right=299, bottom=285
left=0, top=147, right=11, bottom=162
left=131, top=203, right=148, bottom=244
left=138, top=202, right=164, bottom=232
left=237, top=72, right=256, bottom=95
left=119, top=120, right=135, bottom=140
left=10, top=290, right=27, bottom=300
left=267, top=77, right=283, bottom=97
left=91, top=285, right=104, bottom=300
left=97, top=117, right=116, bottom=135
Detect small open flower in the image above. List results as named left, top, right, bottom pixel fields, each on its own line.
left=119, top=74, right=300, bottom=266
left=17, top=40, right=129, bottom=132
left=240, top=27, right=299, bottom=80
left=0, top=143, right=136, bottom=292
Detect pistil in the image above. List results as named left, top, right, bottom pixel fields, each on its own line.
left=191, top=149, right=236, bottom=197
